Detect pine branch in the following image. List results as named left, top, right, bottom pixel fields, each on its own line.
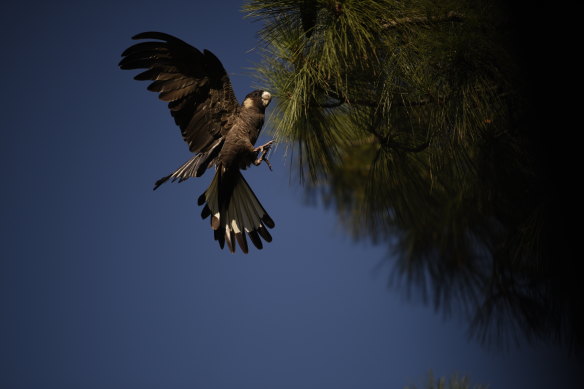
left=365, top=115, right=431, bottom=153
left=317, top=92, right=446, bottom=109
left=382, top=11, right=464, bottom=29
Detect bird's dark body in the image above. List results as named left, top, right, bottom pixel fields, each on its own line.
left=119, top=32, right=274, bottom=253
left=218, top=103, right=264, bottom=170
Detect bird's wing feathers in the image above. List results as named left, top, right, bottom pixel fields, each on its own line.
left=119, top=31, right=239, bottom=153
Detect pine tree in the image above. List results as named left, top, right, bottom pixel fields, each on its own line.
left=243, top=0, right=578, bottom=350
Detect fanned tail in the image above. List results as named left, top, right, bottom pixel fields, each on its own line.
left=198, top=167, right=274, bottom=253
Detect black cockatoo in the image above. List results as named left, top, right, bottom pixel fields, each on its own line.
left=119, top=32, right=275, bottom=253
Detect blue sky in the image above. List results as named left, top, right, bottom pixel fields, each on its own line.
left=0, top=1, right=580, bottom=388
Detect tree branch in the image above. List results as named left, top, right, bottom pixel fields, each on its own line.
left=366, top=116, right=430, bottom=153
left=317, top=92, right=446, bottom=109
left=382, top=11, right=464, bottom=29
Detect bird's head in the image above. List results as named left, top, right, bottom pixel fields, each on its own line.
left=243, top=90, right=272, bottom=110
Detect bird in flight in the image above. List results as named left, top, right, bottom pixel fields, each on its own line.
left=119, top=31, right=275, bottom=253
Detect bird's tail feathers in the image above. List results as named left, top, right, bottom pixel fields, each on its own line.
left=198, top=167, right=274, bottom=253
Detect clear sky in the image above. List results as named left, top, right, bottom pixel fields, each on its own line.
left=1, top=1, right=581, bottom=388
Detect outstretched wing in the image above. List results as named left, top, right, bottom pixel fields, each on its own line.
left=119, top=31, right=239, bottom=153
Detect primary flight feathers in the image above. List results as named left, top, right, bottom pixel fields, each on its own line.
left=120, top=31, right=275, bottom=253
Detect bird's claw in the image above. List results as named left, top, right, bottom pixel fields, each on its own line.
left=254, top=140, right=274, bottom=154
left=253, top=140, right=275, bottom=170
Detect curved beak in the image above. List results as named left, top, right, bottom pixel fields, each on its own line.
left=261, top=91, right=272, bottom=107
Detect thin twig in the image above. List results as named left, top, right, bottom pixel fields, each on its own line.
left=382, top=11, right=464, bottom=29
left=365, top=115, right=431, bottom=153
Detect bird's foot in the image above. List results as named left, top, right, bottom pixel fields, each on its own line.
left=253, top=140, right=275, bottom=170
left=254, top=140, right=274, bottom=154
